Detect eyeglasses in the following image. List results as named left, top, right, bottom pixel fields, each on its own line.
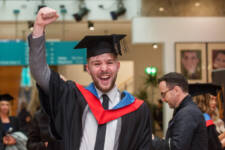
left=161, top=88, right=173, bottom=98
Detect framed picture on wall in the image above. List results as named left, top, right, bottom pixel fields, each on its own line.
left=175, top=43, right=207, bottom=83
left=207, top=43, right=225, bottom=82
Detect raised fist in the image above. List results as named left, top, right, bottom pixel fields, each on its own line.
left=33, top=7, right=59, bottom=37
left=35, top=7, right=59, bottom=27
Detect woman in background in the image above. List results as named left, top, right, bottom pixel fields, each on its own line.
left=0, top=94, right=20, bottom=150
left=207, top=90, right=225, bottom=148
left=190, top=83, right=223, bottom=150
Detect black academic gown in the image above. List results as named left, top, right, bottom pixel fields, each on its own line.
left=38, top=70, right=152, bottom=150
left=207, top=125, right=222, bottom=150
left=204, top=114, right=222, bottom=150
left=0, top=116, right=20, bottom=150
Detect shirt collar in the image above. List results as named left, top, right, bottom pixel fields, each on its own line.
left=95, top=85, right=119, bottom=103
left=173, top=94, right=192, bottom=116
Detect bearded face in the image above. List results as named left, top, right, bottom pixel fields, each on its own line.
left=86, top=53, right=120, bottom=93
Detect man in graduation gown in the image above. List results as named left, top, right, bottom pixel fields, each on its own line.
left=28, top=7, right=152, bottom=150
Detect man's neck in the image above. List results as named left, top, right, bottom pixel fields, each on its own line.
left=175, top=93, right=189, bottom=108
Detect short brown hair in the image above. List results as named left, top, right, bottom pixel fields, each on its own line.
left=158, top=72, right=188, bottom=92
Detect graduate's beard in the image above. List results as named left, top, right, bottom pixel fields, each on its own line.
left=92, top=74, right=117, bottom=93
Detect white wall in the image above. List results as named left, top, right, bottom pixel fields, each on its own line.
left=0, top=0, right=140, bottom=21
left=132, top=17, right=225, bottom=133
left=117, top=61, right=134, bottom=93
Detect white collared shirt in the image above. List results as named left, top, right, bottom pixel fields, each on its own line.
left=80, top=86, right=120, bottom=150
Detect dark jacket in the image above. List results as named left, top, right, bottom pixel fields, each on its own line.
left=17, top=108, right=32, bottom=136
left=152, top=95, right=208, bottom=150
left=27, top=109, right=63, bottom=150
left=0, top=116, right=20, bottom=150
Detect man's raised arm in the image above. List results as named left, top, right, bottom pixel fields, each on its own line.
left=29, top=7, right=59, bottom=94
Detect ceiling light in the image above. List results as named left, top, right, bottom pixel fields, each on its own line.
left=195, top=2, right=200, bottom=7
left=13, top=9, right=20, bottom=15
left=88, top=21, right=94, bottom=31
left=159, top=7, right=164, bottom=12
left=60, top=5, right=67, bottom=15
left=152, top=43, right=158, bottom=49
left=110, top=0, right=126, bottom=20
left=73, top=1, right=89, bottom=22
left=27, top=21, right=34, bottom=31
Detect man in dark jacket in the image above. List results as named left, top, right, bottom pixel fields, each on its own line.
left=152, top=72, right=208, bottom=150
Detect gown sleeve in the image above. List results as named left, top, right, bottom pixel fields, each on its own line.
left=137, top=103, right=153, bottom=150
left=37, top=70, right=85, bottom=140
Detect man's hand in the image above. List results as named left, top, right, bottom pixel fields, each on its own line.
left=33, top=7, right=59, bottom=38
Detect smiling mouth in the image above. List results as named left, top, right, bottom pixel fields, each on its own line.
left=101, top=78, right=110, bottom=81
left=99, top=75, right=111, bottom=80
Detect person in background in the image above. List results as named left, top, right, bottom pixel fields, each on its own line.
left=27, top=107, right=64, bottom=150
left=17, top=101, right=32, bottom=136
left=190, top=83, right=225, bottom=149
left=0, top=94, right=20, bottom=150
left=207, top=90, right=225, bottom=135
left=190, top=83, right=223, bottom=150
left=153, top=100, right=163, bottom=130
left=152, top=72, right=208, bottom=150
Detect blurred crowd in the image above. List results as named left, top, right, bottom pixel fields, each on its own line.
left=0, top=94, right=63, bottom=150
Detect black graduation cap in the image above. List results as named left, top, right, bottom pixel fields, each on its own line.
left=188, top=83, right=221, bottom=97
left=74, top=34, right=126, bottom=58
left=0, top=94, right=14, bottom=102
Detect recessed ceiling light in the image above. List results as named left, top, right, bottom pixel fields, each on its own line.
left=89, top=26, right=95, bottom=31
left=88, top=21, right=95, bottom=31
left=153, top=43, right=158, bottom=49
left=159, top=7, right=164, bottom=12
left=195, top=2, right=200, bottom=7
